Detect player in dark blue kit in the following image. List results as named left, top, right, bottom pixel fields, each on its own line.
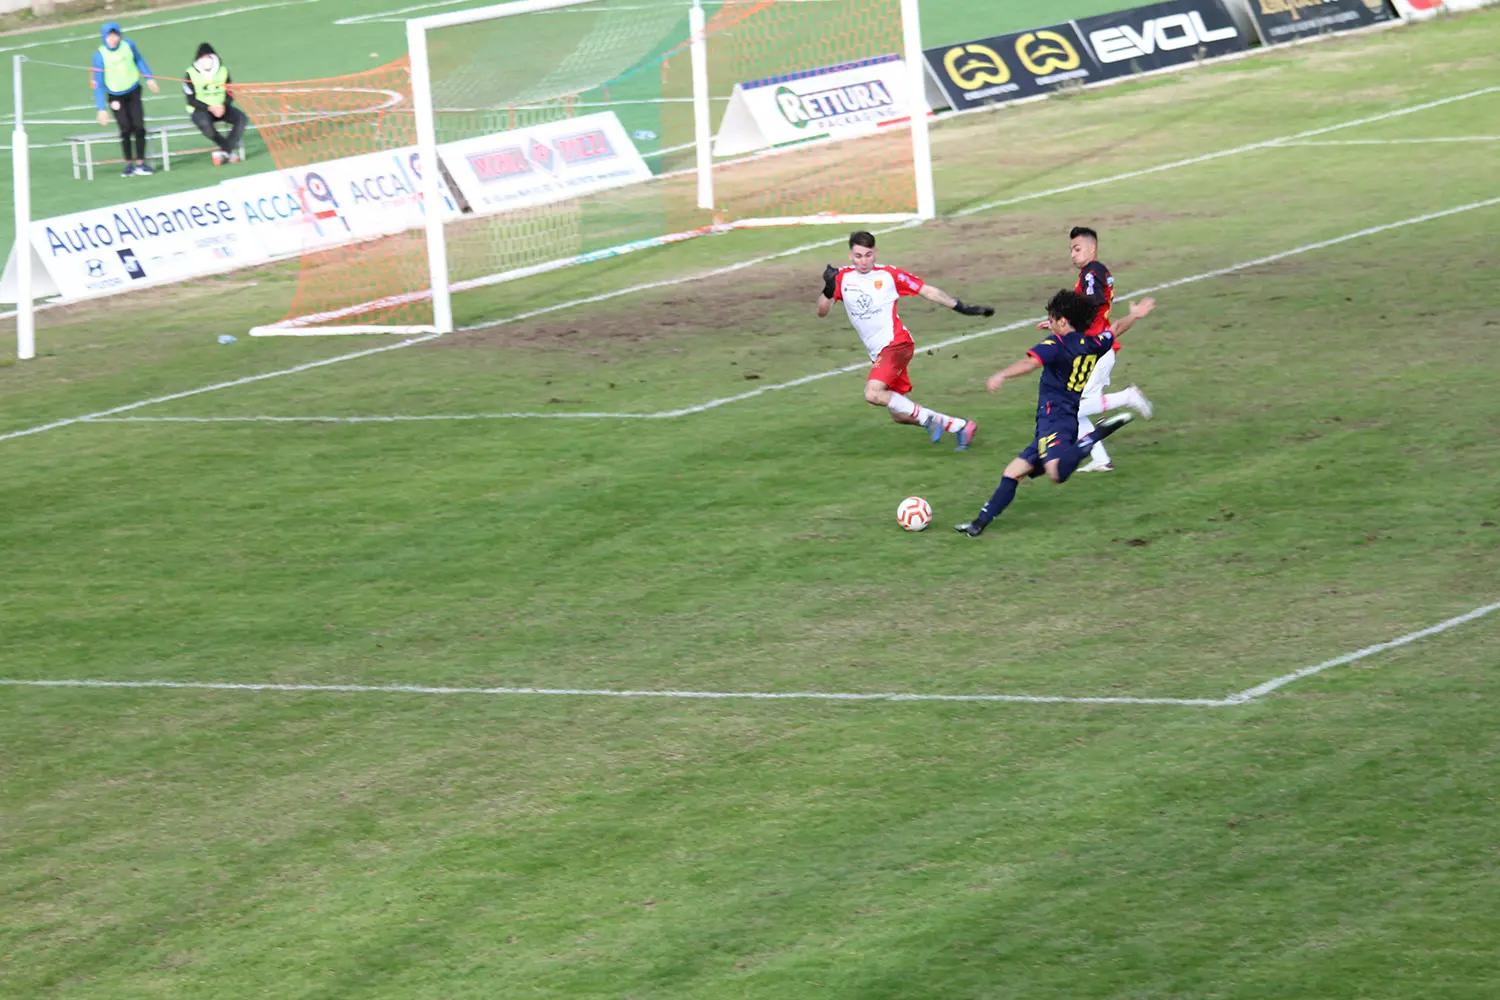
left=955, top=290, right=1156, bottom=537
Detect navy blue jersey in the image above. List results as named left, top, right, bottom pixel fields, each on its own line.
left=1027, top=329, right=1116, bottom=417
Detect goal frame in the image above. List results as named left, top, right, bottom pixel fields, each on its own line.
left=399, top=0, right=934, bottom=337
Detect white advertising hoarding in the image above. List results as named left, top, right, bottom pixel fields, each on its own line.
left=713, top=55, right=912, bottom=158
left=222, top=146, right=462, bottom=259
left=438, top=111, right=652, bottom=216
left=3, top=115, right=646, bottom=305
left=26, top=187, right=266, bottom=300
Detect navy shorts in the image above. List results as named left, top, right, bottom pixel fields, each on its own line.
left=1018, top=414, right=1079, bottom=474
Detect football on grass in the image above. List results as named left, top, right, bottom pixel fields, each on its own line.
left=897, top=496, right=932, bottom=532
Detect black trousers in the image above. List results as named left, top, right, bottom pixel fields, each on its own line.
left=191, top=104, right=247, bottom=155
left=110, top=86, right=147, bottom=161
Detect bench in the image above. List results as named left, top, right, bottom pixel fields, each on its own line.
left=68, top=123, right=247, bottom=180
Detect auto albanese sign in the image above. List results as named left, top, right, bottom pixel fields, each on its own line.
left=924, top=23, right=1101, bottom=110
left=1079, top=0, right=1247, bottom=78
left=1246, top=0, right=1394, bottom=43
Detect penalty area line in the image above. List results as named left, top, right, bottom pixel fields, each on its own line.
left=4, top=600, right=1495, bottom=709
left=0, top=334, right=441, bottom=444
left=0, top=679, right=1229, bottom=708
left=1226, top=600, right=1500, bottom=703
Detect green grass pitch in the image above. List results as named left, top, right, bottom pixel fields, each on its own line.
left=3, top=5, right=1500, bottom=999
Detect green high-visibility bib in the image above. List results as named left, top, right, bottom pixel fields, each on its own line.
left=97, top=42, right=140, bottom=95
left=186, top=63, right=229, bottom=110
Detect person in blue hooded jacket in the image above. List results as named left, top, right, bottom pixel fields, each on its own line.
left=91, top=21, right=160, bottom=177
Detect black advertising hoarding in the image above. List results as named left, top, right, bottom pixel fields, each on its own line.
left=1245, top=0, right=1394, bottom=44
left=1078, top=0, right=1249, bottom=79
left=924, top=23, right=1104, bottom=111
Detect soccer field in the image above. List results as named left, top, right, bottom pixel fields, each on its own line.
left=4, top=8, right=1500, bottom=1000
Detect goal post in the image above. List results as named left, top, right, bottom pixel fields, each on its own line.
left=12, top=55, right=35, bottom=360
left=407, top=16, right=452, bottom=335
left=247, top=0, right=935, bottom=338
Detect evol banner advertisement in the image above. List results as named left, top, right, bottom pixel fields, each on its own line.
left=1078, top=0, right=1248, bottom=78
left=440, top=111, right=652, bottom=214
left=222, top=146, right=462, bottom=259
left=923, top=24, right=1101, bottom=111
left=27, top=187, right=267, bottom=300
left=712, top=55, right=912, bottom=158
left=1245, top=0, right=1395, bottom=43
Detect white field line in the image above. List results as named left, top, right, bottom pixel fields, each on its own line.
left=0, top=0, right=331, bottom=55
left=0, top=679, right=1227, bottom=707
left=3, top=600, right=1494, bottom=709
left=1278, top=137, right=1500, bottom=146
left=79, top=194, right=1500, bottom=427
left=457, top=86, right=1500, bottom=333
left=0, top=334, right=440, bottom=444
left=1226, top=601, right=1500, bottom=703
left=6, top=86, right=1497, bottom=443
left=952, top=85, right=1500, bottom=217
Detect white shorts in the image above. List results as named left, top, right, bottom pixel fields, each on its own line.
left=1083, top=348, right=1116, bottom=396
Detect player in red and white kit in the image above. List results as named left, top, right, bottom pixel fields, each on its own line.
left=816, top=231, right=994, bottom=450
left=1041, top=226, right=1153, bottom=471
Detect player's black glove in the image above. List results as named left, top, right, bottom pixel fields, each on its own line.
left=953, top=300, right=994, bottom=318
left=821, top=264, right=839, bottom=299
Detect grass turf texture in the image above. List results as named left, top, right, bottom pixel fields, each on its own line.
left=4, top=11, right=1500, bottom=1000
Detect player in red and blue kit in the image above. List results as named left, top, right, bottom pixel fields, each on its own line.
left=955, top=290, right=1156, bottom=537
left=1062, top=226, right=1153, bottom=471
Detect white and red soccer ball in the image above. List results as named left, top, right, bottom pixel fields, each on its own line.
left=897, top=496, right=932, bottom=532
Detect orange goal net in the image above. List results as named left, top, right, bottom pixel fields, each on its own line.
left=239, top=0, right=930, bottom=336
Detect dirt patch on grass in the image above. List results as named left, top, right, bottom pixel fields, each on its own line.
left=433, top=205, right=1208, bottom=356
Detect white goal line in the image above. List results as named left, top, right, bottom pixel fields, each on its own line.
left=3, top=601, right=1495, bottom=709
left=75, top=193, right=1500, bottom=427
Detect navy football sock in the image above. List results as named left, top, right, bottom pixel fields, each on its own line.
left=976, top=477, right=1019, bottom=525
left=1053, top=443, right=1089, bottom=483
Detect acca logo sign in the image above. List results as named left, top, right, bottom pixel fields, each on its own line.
left=924, top=23, right=1101, bottom=110
left=1079, top=0, right=1247, bottom=78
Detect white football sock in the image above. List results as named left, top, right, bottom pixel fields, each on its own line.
left=886, top=393, right=920, bottom=421
left=921, top=409, right=968, bottom=433
left=1078, top=414, right=1096, bottom=439
left=1079, top=393, right=1106, bottom=418
left=1090, top=440, right=1112, bottom=465
left=1100, top=388, right=1137, bottom=412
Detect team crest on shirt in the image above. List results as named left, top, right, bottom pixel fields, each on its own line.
left=875, top=279, right=884, bottom=289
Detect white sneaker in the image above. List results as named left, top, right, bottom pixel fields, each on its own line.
left=1125, top=386, right=1153, bottom=420
left=1078, top=460, right=1114, bottom=473
left=212, top=150, right=227, bottom=167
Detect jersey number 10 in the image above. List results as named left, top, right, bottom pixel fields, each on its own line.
left=1066, top=355, right=1098, bottom=392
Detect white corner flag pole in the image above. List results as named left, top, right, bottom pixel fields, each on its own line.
left=899, top=0, right=935, bottom=220
left=406, top=21, right=453, bottom=334
left=689, top=0, right=714, bottom=212
left=13, top=55, right=35, bottom=360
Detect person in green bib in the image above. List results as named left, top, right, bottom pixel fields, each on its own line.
left=91, top=21, right=160, bottom=177
left=183, top=42, right=247, bottom=167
